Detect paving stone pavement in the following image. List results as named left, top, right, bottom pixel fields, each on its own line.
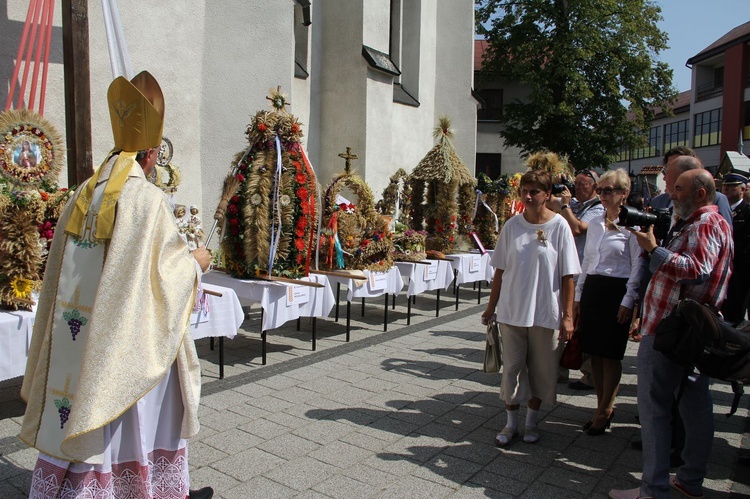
left=1, top=287, right=750, bottom=498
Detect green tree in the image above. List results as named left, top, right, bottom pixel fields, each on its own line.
left=476, top=0, right=676, bottom=168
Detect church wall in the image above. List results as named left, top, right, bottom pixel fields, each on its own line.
left=434, top=0, right=477, bottom=173
left=311, top=0, right=368, bottom=187
left=3, top=0, right=476, bottom=236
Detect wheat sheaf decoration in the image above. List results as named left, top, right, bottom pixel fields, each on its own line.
left=220, top=87, right=318, bottom=279
left=408, top=116, right=476, bottom=253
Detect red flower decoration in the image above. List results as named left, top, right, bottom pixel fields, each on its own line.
left=296, top=217, right=308, bottom=229
left=227, top=205, right=239, bottom=215
left=296, top=253, right=304, bottom=264
left=295, top=238, right=305, bottom=251
left=348, top=203, right=355, bottom=211
left=39, top=191, right=49, bottom=201
left=257, top=123, right=268, bottom=132
left=230, top=226, right=240, bottom=235
left=361, top=239, right=370, bottom=247
left=339, top=203, right=348, bottom=211
left=236, top=173, right=245, bottom=182
left=297, top=187, right=309, bottom=199
left=291, top=123, right=300, bottom=133
left=295, top=228, right=305, bottom=237
left=229, top=218, right=239, bottom=226
left=231, top=195, right=240, bottom=203
left=292, top=160, right=302, bottom=171
left=300, top=201, right=310, bottom=215
left=295, top=172, right=306, bottom=183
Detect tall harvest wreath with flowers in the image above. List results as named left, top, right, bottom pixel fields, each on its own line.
left=408, top=117, right=476, bottom=253
left=0, top=109, right=69, bottom=309
left=220, top=88, right=318, bottom=279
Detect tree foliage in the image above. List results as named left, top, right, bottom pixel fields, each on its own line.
left=476, top=0, right=677, bottom=168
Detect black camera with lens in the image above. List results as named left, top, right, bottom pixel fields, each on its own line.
left=551, top=178, right=575, bottom=198
left=617, top=205, right=671, bottom=241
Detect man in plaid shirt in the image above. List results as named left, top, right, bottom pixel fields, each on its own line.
left=610, top=168, right=733, bottom=499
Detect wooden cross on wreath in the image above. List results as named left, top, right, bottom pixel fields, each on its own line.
left=338, top=147, right=358, bottom=174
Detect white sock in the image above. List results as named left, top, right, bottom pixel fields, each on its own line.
left=525, top=408, right=539, bottom=429
left=506, top=408, right=519, bottom=430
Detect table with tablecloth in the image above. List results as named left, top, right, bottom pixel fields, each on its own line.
left=191, top=282, right=245, bottom=378
left=325, top=266, right=404, bottom=339
left=447, top=252, right=492, bottom=309
left=201, top=271, right=335, bottom=364
left=0, top=283, right=244, bottom=383
left=0, top=309, right=35, bottom=382
left=394, top=260, right=454, bottom=323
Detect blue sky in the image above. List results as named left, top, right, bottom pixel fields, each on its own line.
left=656, top=1, right=748, bottom=92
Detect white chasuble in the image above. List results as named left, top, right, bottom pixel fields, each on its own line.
left=20, top=156, right=201, bottom=465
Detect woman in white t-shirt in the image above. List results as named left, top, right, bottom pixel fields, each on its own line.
left=481, top=170, right=580, bottom=446
left=574, top=169, right=642, bottom=435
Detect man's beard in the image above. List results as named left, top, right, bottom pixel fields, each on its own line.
left=673, top=198, right=696, bottom=219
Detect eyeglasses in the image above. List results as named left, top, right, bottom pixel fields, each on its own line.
left=595, top=187, right=623, bottom=195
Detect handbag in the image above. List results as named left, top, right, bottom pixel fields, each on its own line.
left=559, top=329, right=582, bottom=370
left=483, top=320, right=502, bottom=373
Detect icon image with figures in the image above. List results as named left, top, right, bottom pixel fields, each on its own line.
left=13, top=139, right=40, bottom=168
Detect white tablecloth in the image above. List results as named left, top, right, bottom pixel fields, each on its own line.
left=0, top=310, right=35, bottom=382
left=202, top=271, right=335, bottom=331
left=485, top=249, right=496, bottom=282
left=395, top=260, right=454, bottom=296
left=190, top=283, right=245, bottom=340
left=1, top=283, right=244, bottom=382
left=447, top=252, right=492, bottom=286
left=325, top=267, right=404, bottom=301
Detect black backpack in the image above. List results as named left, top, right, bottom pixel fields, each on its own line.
left=653, top=298, right=750, bottom=416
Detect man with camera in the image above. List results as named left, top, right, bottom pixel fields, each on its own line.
left=609, top=168, right=733, bottom=499
left=720, top=172, right=750, bottom=324
left=550, top=169, right=604, bottom=390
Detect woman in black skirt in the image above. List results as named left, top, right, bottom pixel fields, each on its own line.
left=574, top=169, right=643, bottom=435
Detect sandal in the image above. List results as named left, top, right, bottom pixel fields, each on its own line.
left=523, top=427, right=539, bottom=444
left=495, top=427, right=517, bottom=447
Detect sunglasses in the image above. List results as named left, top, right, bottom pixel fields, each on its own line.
left=575, top=169, right=598, bottom=182
left=595, top=187, right=623, bottom=195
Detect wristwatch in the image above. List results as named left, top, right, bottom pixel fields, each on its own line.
left=560, top=204, right=569, bottom=211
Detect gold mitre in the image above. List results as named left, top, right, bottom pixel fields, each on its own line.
left=108, top=71, right=164, bottom=152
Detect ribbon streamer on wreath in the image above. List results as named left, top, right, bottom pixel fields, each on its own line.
left=267, top=136, right=284, bottom=273
left=473, top=189, right=499, bottom=233
left=299, top=147, right=320, bottom=273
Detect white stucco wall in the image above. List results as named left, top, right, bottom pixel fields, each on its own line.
left=434, top=0, right=476, bottom=173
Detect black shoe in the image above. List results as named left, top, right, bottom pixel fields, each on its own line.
left=586, top=410, right=614, bottom=436
left=189, top=487, right=214, bottom=499
left=568, top=380, right=594, bottom=390
left=582, top=420, right=593, bottom=431
left=631, top=439, right=642, bottom=451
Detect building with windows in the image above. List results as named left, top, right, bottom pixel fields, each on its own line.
left=473, top=40, right=529, bottom=178
left=610, top=21, right=750, bottom=179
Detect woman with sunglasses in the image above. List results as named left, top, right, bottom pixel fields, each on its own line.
left=482, top=169, right=580, bottom=446
left=574, top=169, right=642, bottom=435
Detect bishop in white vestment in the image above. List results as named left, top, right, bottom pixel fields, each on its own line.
left=19, top=72, right=211, bottom=498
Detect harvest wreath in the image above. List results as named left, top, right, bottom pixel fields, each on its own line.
left=220, top=88, right=317, bottom=279
left=320, top=151, right=393, bottom=272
